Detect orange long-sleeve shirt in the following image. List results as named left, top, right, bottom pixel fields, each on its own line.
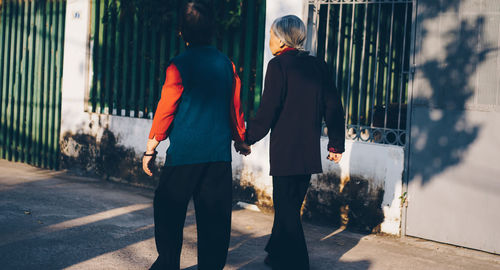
left=148, top=62, right=245, bottom=143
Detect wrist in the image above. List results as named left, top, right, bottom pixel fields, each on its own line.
left=145, top=149, right=156, bottom=155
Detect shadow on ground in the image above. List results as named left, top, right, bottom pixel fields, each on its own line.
left=0, top=163, right=369, bottom=270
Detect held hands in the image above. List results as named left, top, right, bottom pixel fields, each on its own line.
left=234, top=141, right=251, bottom=156
left=327, top=152, right=342, bottom=163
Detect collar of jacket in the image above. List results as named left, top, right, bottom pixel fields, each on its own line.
left=278, top=47, right=298, bottom=55
left=278, top=48, right=310, bottom=57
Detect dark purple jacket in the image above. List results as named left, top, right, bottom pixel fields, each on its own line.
left=246, top=49, right=345, bottom=176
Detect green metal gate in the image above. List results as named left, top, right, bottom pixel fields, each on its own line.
left=308, top=0, right=413, bottom=146
left=0, top=0, right=66, bottom=170
left=87, top=0, right=266, bottom=119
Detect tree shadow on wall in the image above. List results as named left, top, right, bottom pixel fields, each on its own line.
left=60, top=121, right=160, bottom=188
left=408, top=0, right=496, bottom=186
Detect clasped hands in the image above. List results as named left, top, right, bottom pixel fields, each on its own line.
left=234, top=141, right=251, bottom=156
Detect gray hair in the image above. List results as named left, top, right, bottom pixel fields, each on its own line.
left=271, top=15, right=306, bottom=50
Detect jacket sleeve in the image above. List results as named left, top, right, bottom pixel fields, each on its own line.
left=148, top=63, right=184, bottom=141
left=245, top=58, right=284, bottom=145
left=322, top=62, right=345, bottom=153
left=230, top=62, right=246, bottom=143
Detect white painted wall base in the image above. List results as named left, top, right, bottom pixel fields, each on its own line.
left=235, top=136, right=404, bottom=235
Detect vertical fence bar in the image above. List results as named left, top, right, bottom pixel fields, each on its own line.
left=148, top=28, right=158, bottom=119
left=53, top=0, right=65, bottom=169
left=8, top=0, right=16, bottom=160
left=315, top=5, right=326, bottom=63
left=96, top=0, right=105, bottom=113
left=6, top=0, right=20, bottom=161
left=32, top=0, right=44, bottom=166
left=25, top=0, right=36, bottom=164
left=41, top=0, right=52, bottom=167
left=0, top=1, right=11, bottom=159
left=323, top=3, right=331, bottom=63
left=157, top=32, right=167, bottom=101
left=349, top=4, right=362, bottom=126
left=325, top=4, right=338, bottom=69
left=376, top=5, right=388, bottom=119
left=120, top=16, right=129, bottom=116
left=356, top=2, right=369, bottom=129
left=397, top=3, right=409, bottom=131
left=47, top=0, right=58, bottom=169
left=369, top=3, right=382, bottom=129
left=339, top=4, right=350, bottom=106
left=344, top=4, right=356, bottom=127
left=253, top=0, right=266, bottom=112
left=112, top=1, right=121, bottom=115
left=0, top=1, right=6, bottom=158
left=12, top=0, right=25, bottom=161
left=129, top=12, right=139, bottom=117
left=383, top=3, right=395, bottom=131
left=138, top=24, right=148, bottom=118
left=103, top=0, right=113, bottom=114
left=5, top=0, right=14, bottom=160
left=9, top=0, right=16, bottom=160
left=3, top=0, right=12, bottom=159
left=45, top=0, right=53, bottom=168
left=335, top=1, right=343, bottom=89
left=18, top=0, right=30, bottom=162
left=241, top=0, right=255, bottom=116
left=89, top=0, right=97, bottom=111
left=364, top=4, right=376, bottom=127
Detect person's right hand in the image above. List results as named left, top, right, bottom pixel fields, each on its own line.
left=327, top=152, right=342, bottom=163
left=142, top=152, right=156, bottom=176
left=234, top=141, right=251, bottom=156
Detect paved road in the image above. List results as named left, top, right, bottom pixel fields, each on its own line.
left=0, top=160, right=499, bottom=270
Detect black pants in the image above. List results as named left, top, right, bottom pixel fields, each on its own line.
left=150, top=162, right=233, bottom=270
left=265, top=174, right=311, bottom=270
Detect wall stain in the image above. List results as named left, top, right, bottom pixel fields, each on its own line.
left=232, top=170, right=274, bottom=213
left=60, top=129, right=160, bottom=188
left=303, top=172, right=384, bottom=233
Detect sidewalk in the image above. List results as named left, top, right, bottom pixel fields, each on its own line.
left=0, top=160, right=498, bottom=270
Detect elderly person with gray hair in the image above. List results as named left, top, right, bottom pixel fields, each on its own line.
left=244, top=15, right=345, bottom=269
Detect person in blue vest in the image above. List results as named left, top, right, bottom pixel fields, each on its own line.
left=142, top=1, right=249, bottom=269
left=244, top=15, right=345, bottom=269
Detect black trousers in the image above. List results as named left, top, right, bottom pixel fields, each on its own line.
left=265, top=174, right=311, bottom=270
left=150, top=162, right=233, bottom=270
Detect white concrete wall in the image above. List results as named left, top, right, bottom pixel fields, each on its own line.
left=60, top=0, right=167, bottom=162
left=238, top=137, right=404, bottom=235
left=60, top=0, right=405, bottom=235
left=60, top=0, right=90, bottom=136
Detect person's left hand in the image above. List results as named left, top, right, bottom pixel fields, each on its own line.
left=235, top=141, right=251, bottom=156
left=327, top=152, right=342, bottom=163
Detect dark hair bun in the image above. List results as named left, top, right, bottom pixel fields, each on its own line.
left=181, top=0, right=215, bottom=45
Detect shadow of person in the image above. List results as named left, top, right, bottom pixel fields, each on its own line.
left=209, top=207, right=371, bottom=270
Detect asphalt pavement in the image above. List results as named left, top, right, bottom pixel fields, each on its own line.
left=0, top=160, right=499, bottom=270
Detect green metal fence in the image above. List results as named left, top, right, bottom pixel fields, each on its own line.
left=0, top=0, right=66, bottom=169
left=88, top=0, right=266, bottom=119
left=308, top=0, right=413, bottom=146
